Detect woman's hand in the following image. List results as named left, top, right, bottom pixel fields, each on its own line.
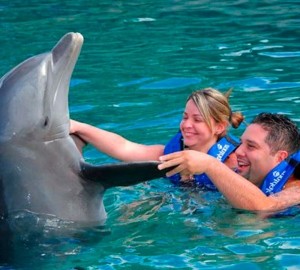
left=69, top=119, right=81, bottom=134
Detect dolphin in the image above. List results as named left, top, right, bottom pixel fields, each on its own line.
left=0, top=32, right=167, bottom=225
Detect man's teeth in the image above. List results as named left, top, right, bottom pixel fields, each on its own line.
left=238, top=161, right=248, bottom=166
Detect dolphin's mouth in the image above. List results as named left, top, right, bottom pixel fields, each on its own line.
left=45, top=33, right=84, bottom=140
left=52, top=32, right=84, bottom=102
left=51, top=33, right=84, bottom=108
left=52, top=33, right=84, bottom=67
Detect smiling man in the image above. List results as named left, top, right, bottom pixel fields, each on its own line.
left=158, top=113, right=300, bottom=212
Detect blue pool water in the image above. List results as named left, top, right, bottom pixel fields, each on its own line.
left=1, top=1, right=300, bottom=269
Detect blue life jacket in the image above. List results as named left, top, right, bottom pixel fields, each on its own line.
left=163, top=131, right=240, bottom=189
left=260, top=151, right=300, bottom=195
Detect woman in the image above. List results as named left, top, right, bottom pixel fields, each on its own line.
left=70, top=87, right=244, bottom=189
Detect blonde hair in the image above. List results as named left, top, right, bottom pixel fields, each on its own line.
left=187, top=87, right=244, bottom=137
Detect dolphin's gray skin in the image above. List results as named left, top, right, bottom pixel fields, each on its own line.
left=0, top=32, right=167, bottom=225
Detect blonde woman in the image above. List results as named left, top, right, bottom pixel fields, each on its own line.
left=70, top=88, right=244, bottom=189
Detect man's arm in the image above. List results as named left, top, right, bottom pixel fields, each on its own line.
left=158, top=150, right=300, bottom=212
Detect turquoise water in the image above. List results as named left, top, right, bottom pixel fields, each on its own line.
left=1, top=0, right=300, bottom=269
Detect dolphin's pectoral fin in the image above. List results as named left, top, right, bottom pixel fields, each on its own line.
left=80, top=161, right=171, bottom=189
left=71, top=134, right=88, bottom=155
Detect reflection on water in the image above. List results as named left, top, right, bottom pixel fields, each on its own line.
left=1, top=0, right=300, bottom=269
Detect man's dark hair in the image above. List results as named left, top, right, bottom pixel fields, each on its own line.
left=251, top=113, right=300, bottom=155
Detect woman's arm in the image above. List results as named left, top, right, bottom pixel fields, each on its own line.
left=70, top=120, right=164, bottom=161
left=158, top=150, right=300, bottom=211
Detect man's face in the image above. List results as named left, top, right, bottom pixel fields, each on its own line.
left=235, top=123, right=280, bottom=186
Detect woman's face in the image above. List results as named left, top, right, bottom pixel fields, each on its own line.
left=180, top=99, right=224, bottom=152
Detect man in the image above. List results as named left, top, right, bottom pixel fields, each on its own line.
left=158, top=113, right=300, bottom=212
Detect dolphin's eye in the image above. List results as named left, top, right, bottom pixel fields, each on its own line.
left=43, top=117, right=49, bottom=127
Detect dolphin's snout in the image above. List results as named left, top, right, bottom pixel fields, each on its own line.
left=52, top=32, right=84, bottom=65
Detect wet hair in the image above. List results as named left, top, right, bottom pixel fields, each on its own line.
left=251, top=112, right=300, bottom=155
left=187, top=88, right=244, bottom=137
